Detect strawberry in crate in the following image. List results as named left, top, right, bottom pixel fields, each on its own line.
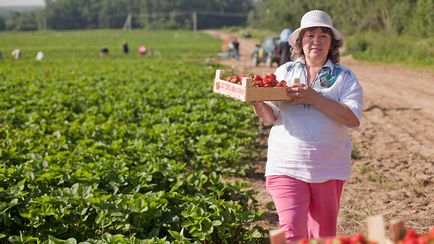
left=251, top=73, right=287, bottom=87
left=224, top=72, right=287, bottom=88
left=225, top=74, right=243, bottom=85
left=399, top=228, right=434, bottom=244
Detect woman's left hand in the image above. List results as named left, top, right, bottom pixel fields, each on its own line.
left=286, top=83, right=320, bottom=105
left=287, top=83, right=360, bottom=127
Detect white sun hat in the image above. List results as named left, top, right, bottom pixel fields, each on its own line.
left=288, top=10, right=343, bottom=47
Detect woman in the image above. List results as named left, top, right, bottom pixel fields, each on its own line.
left=251, top=10, right=363, bottom=241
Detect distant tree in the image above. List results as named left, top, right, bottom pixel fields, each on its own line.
left=6, top=11, right=38, bottom=31
left=99, top=0, right=130, bottom=28
left=194, top=0, right=254, bottom=29
left=0, top=16, right=5, bottom=31
left=409, top=0, right=433, bottom=37
left=80, top=0, right=102, bottom=28
left=41, top=0, right=253, bottom=30
left=45, top=0, right=86, bottom=29
left=247, top=0, right=433, bottom=38
left=10, top=0, right=428, bottom=34
left=247, top=0, right=291, bottom=31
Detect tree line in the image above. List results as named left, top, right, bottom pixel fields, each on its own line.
left=0, top=0, right=253, bottom=31
left=0, top=0, right=432, bottom=38
left=248, top=0, right=433, bottom=38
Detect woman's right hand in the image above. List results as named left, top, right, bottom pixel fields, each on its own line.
left=285, top=83, right=304, bottom=105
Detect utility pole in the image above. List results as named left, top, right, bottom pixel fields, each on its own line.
left=43, top=16, right=47, bottom=30
left=192, top=11, right=197, bottom=32
left=123, top=13, right=132, bottom=30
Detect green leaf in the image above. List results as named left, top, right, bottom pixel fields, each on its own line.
left=212, top=220, right=222, bottom=226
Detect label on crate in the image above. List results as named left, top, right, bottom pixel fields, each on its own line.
left=214, top=81, right=245, bottom=100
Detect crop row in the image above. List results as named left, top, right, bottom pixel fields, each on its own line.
left=0, top=31, right=266, bottom=243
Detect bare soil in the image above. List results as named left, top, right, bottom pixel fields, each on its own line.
left=204, top=30, right=434, bottom=236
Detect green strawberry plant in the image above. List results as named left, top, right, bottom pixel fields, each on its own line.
left=0, top=30, right=266, bottom=243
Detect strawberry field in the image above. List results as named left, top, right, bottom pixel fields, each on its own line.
left=0, top=30, right=267, bottom=243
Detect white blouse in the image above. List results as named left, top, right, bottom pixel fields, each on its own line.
left=264, top=58, right=364, bottom=183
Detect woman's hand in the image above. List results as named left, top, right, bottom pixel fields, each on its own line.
left=286, top=83, right=320, bottom=105
left=286, top=83, right=360, bottom=127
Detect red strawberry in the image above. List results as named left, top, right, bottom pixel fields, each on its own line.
left=350, top=233, right=366, bottom=244
left=266, top=73, right=276, bottom=81
left=254, top=74, right=262, bottom=81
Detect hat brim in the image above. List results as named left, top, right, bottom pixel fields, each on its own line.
left=288, top=24, right=343, bottom=47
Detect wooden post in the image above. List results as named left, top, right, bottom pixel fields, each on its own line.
left=367, top=215, right=387, bottom=244
left=389, top=219, right=405, bottom=243
left=241, top=77, right=252, bottom=87
left=192, top=11, right=197, bottom=32
left=215, top=70, right=222, bottom=81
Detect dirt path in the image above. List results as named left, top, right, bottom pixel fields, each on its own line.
left=204, top=30, right=434, bottom=235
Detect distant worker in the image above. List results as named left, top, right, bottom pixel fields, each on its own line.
left=251, top=43, right=262, bottom=60
left=122, top=40, right=129, bottom=54
left=138, top=44, right=147, bottom=57
left=35, top=51, right=44, bottom=61
left=11, top=49, right=21, bottom=60
left=0, top=51, right=3, bottom=61
left=230, top=37, right=240, bottom=60
left=100, top=46, right=109, bottom=58
left=278, top=27, right=292, bottom=65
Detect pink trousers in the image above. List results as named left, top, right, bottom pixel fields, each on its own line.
left=266, top=175, right=345, bottom=241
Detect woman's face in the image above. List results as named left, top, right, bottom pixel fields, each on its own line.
left=301, top=27, right=332, bottom=65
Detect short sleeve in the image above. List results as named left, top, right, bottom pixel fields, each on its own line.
left=274, top=63, right=290, bottom=81
left=340, top=70, right=364, bottom=121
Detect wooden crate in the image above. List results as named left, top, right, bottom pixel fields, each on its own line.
left=269, top=215, right=432, bottom=244
left=213, top=70, right=292, bottom=102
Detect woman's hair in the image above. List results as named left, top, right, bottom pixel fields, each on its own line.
left=290, top=27, right=343, bottom=64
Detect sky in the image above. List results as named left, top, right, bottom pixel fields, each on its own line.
left=0, top=0, right=44, bottom=7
